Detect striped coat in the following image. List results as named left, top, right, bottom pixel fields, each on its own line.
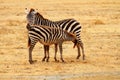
left=25, top=8, right=85, bottom=60
left=27, top=24, right=76, bottom=64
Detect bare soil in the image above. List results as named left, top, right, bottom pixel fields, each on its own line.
left=0, top=0, right=120, bottom=80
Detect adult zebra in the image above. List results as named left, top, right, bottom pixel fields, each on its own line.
left=25, top=8, right=85, bottom=60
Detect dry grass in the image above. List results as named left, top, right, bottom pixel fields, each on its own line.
left=92, top=19, right=105, bottom=25
left=0, top=0, right=120, bottom=80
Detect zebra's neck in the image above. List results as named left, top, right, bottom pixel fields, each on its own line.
left=34, top=16, right=57, bottom=27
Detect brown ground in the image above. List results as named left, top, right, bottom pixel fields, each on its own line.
left=0, top=0, right=120, bottom=80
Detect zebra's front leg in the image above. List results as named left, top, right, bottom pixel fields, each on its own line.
left=46, top=46, right=50, bottom=62
left=28, top=38, right=37, bottom=64
left=42, top=45, right=47, bottom=62
left=29, top=47, right=33, bottom=64
left=54, top=44, right=59, bottom=62
left=59, top=43, right=64, bottom=62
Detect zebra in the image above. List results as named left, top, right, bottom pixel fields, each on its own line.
left=26, top=23, right=77, bottom=64
left=25, top=8, right=85, bottom=60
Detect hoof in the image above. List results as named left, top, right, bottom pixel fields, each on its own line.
left=55, top=60, right=59, bottom=62
left=46, top=59, right=49, bottom=62
left=42, top=59, right=45, bottom=62
left=42, top=57, right=46, bottom=62
left=76, top=55, right=81, bottom=59
left=29, top=60, right=37, bottom=64
left=76, top=57, right=79, bottom=59
left=83, top=56, right=85, bottom=60
left=55, top=59, right=59, bottom=62
left=61, top=59, right=65, bottom=63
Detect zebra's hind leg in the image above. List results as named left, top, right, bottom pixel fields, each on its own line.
left=76, top=44, right=81, bottom=59
left=42, top=45, right=47, bottom=62
left=72, top=39, right=81, bottom=59
left=80, top=42, right=85, bottom=60
left=72, top=40, right=81, bottom=59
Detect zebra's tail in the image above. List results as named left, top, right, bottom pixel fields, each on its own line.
left=28, top=37, right=31, bottom=47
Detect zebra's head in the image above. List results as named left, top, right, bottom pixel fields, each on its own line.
left=25, top=8, right=38, bottom=25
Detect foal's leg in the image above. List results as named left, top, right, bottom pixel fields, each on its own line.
left=54, top=44, right=58, bottom=61
left=42, top=45, right=47, bottom=62
left=59, top=43, right=64, bottom=62
left=46, top=46, right=50, bottom=62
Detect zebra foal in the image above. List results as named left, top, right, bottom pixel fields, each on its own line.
left=25, top=8, right=85, bottom=60
left=26, top=24, right=77, bottom=64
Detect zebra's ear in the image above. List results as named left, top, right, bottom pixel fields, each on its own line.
left=30, top=8, right=38, bottom=14
left=25, top=8, right=29, bottom=14
left=32, top=11, right=37, bottom=14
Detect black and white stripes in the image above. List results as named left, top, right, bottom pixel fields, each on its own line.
left=27, top=24, right=76, bottom=64
left=25, top=8, right=85, bottom=64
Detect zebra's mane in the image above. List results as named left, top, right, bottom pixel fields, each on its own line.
left=35, top=12, right=56, bottom=23
left=36, top=12, right=44, bottom=19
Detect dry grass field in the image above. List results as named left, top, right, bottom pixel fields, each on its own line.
left=0, top=0, right=120, bottom=80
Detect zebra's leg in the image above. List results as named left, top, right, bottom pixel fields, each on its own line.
left=59, top=42, right=64, bottom=62
left=76, top=44, right=81, bottom=59
left=54, top=44, right=58, bottom=62
left=75, top=33, right=85, bottom=60
left=42, top=45, right=47, bottom=62
left=28, top=38, right=37, bottom=64
left=29, top=46, right=34, bottom=64
left=79, top=42, right=85, bottom=60
left=72, top=40, right=81, bottom=59
left=46, top=46, right=50, bottom=62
